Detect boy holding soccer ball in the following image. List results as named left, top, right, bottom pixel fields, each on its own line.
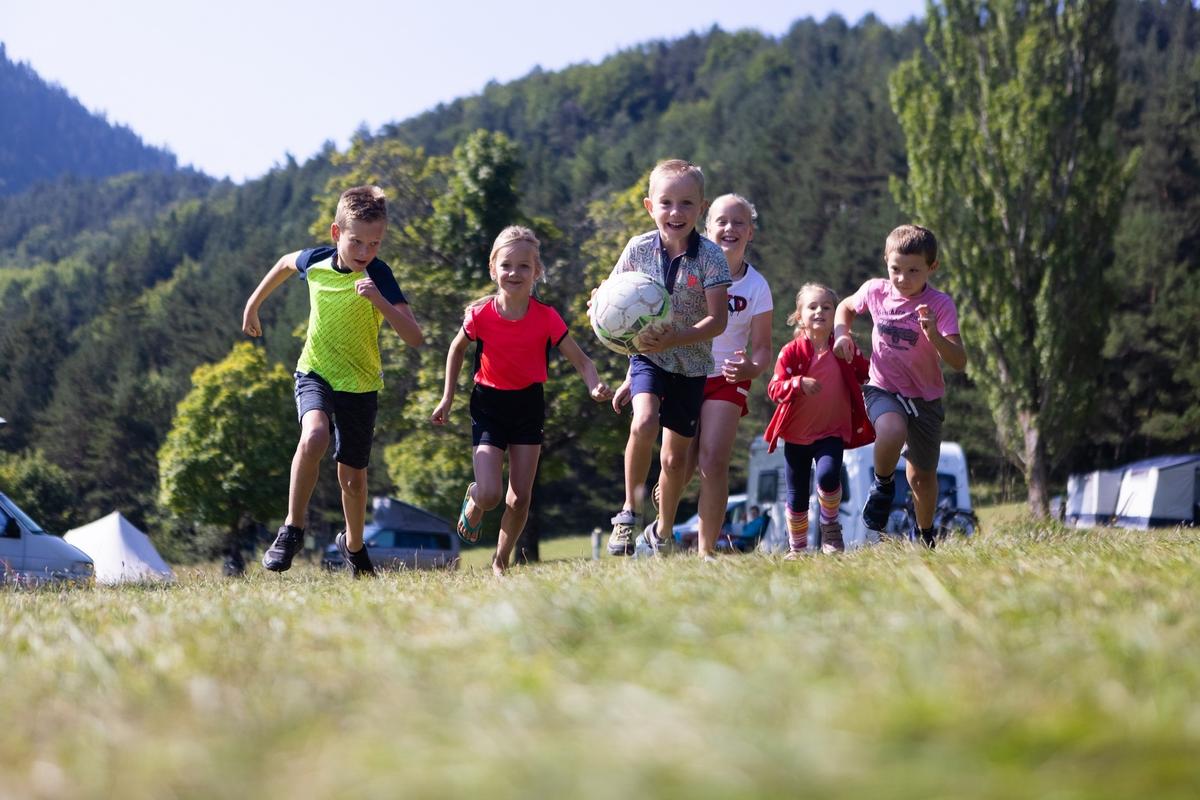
left=593, top=159, right=731, bottom=558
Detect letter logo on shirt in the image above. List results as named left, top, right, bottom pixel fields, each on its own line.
left=728, top=295, right=748, bottom=314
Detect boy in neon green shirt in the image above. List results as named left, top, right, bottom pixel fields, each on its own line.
left=242, top=186, right=423, bottom=576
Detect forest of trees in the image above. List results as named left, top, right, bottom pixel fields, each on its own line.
left=0, top=0, right=1196, bottom=559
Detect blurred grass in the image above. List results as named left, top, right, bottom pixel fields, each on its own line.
left=2, top=510, right=1198, bottom=799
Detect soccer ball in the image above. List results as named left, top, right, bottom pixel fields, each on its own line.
left=590, top=272, right=672, bottom=355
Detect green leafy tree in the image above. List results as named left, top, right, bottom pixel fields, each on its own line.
left=889, top=0, right=1134, bottom=514
left=0, top=449, right=74, bottom=534
left=158, top=343, right=294, bottom=548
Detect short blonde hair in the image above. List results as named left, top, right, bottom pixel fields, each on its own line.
left=884, top=224, right=938, bottom=265
left=705, top=193, right=758, bottom=226
left=786, top=283, right=838, bottom=330
left=648, top=159, right=705, bottom=197
left=335, top=185, right=387, bottom=228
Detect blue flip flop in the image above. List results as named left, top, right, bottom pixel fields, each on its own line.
left=457, top=482, right=483, bottom=543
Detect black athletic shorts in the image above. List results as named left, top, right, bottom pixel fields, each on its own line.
left=294, top=371, right=378, bottom=469
left=470, top=383, right=545, bottom=449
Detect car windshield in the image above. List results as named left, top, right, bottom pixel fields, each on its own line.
left=0, top=492, right=47, bottom=535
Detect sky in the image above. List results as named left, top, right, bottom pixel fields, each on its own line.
left=4, top=0, right=925, bottom=184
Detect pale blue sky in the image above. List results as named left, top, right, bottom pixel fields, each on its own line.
left=4, top=1, right=925, bottom=183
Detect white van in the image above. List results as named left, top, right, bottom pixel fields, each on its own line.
left=746, top=439, right=973, bottom=552
left=0, top=491, right=95, bottom=585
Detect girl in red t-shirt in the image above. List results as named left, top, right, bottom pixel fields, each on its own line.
left=432, top=226, right=613, bottom=574
left=764, top=284, right=873, bottom=557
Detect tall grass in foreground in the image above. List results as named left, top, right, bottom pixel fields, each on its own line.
left=2, top=520, right=1198, bottom=799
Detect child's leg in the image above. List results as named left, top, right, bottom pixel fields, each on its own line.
left=656, top=427, right=693, bottom=541
left=337, top=462, right=369, bottom=550
left=468, top=444, right=507, bottom=522
left=782, top=442, right=815, bottom=552
left=907, top=462, right=938, bottom=532
left=623, top=392, right=661, bottom=512
left=812, top=437, right=846, bottom=551
left=695, top=399, right=741, bottom=555
left=871, top=411, right=908, bottom=479
left=493, top=444, right=541, bottom=574
left=285, top=409, right=330, bottom=528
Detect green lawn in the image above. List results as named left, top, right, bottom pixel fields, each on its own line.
left=2, top=512, right=1198, bottom=799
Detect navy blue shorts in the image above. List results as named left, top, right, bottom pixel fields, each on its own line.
left=294, top=371, right=378, bottom=469
left=470, top=383, right=545, bottom=449
left=628, top=355, right=706, bottom=437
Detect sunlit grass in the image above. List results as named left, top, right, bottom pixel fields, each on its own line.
left=2, top=512, right=1198, bottom=799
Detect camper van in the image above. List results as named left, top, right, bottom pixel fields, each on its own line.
left=0, top=491, right=94, bottom=585
left=745, top=439, right=973, bottom=552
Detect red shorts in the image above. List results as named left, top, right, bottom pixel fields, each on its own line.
left=703, top=376, right=752, bottom=417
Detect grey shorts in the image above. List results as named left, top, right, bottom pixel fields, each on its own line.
left=862, top=385, right=944, bottom=472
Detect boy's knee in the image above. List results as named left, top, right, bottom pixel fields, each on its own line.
left=629, top=414, right=659, bottom=444
left=505, top=486, right=531, bottom=512
left=298, top=427, right=330, bottom=458
left=874, top=414, right=907, bottom=443
left=338, top=469, right=367, bottom=496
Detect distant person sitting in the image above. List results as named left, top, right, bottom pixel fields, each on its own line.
left=742, top=505, right=768, bottom=541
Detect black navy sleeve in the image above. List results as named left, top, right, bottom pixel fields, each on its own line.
left=366, top=260, right=407, bottom=305
left=295, top=246, right=336, bottom=278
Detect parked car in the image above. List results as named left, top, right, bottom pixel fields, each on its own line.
left=0, top=491, right=94, bottom=585
left=672, top=493, right=762, bottom=552
left=322, top=497, right=459, bottom=571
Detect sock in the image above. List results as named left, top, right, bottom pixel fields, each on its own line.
left=818, top=487, right=842, bottom=524
left=875, top=471, right=894, bottom=486
left=919, top=526, right=937, bottom=547
left=786, top=508, right=808, bottom=551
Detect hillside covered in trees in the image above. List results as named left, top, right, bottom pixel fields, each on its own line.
left=0, top=0, right=1196, bottom=556
left=0, top=44, right=182, bottom=196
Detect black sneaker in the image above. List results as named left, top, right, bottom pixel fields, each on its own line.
left=262, top=524, right=304, bottom=572
left=861, top=477, right=896, bottom=532
left=336, top=531, right=376, bottom=578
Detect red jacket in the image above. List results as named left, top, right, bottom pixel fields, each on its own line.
left=763, top=334, right=874, bottom=453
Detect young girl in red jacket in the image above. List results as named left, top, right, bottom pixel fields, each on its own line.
left=764, top=284, right=873, bottom=556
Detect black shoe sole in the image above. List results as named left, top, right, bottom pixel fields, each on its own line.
left=261, top=555, right=293, bottom=572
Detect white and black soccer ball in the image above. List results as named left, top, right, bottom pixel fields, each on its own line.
left=590, top=272, right=671, bottom=355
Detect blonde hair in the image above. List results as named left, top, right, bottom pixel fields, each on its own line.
left=466, top=225, right=545, bottom=313
left=705, top=193, right=758, bottom=226
left=648, top=159, right=705, bottom=197
left=334, top=185, right=387, bottom=228
left=884, top=224, right=938, bottom=265
left=786, top=283, right=838, bottom=335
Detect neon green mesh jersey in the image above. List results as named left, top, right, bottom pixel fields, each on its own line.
left=294, top=246, right=407, bottom=393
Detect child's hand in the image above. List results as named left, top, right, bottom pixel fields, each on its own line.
left=722, top=349, right=752, bottom=382
left=430, top=399, right=452, bottom=426
left=611, top=379, right=632, bottom=413
left=356, top=277, right=383, bottom=304
left=634, top=321, right=674, bottom=353
left=590, top=381, right=614, bottom=403
left=242, top=307, right=262, bottom=338
left=586, top=284, right=602, bottom=321
left=799, top=376, right=822, bottom=396
left=832, top=333, right=856, bottom=362
left=916, top=304, right=938, bottom=340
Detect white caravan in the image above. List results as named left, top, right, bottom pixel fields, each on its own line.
left=746, top=439, right=972, bottom=552
left=1112, top=454, right=1200, bottom=529
left=1065, top=468, right=1124, bottom=527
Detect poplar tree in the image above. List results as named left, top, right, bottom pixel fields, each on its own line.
left=889, top=0, right=1134, bottom=514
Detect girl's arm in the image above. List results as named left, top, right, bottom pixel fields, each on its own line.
left=430, top=328, right=471, bottom=425
left=766, top=344, right=802, bottom=403
left=242, top=251, right=300, bottom=337
left=721, top=309, right=774, bottom=383
left=557, top=334, right=613, bottom=402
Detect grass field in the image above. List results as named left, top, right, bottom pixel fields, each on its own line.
left=2, top=510, right=1199, bottom=799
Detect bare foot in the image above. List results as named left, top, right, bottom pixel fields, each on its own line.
left=491, top=554, right=507, bottom=577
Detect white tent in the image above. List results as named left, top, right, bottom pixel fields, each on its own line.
left=1065, top=468, right=1124, bottom=527
left=1113, top=455, right=1200, bottom=530
left=64, top=511, right=175, bottom=585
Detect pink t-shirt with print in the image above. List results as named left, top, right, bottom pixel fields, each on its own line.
left=847, top=278, right=959, bottom=401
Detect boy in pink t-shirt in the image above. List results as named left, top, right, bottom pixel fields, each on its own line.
left=833, top=225, right=967, bottom=546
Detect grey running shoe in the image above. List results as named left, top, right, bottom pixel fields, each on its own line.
left=262, top=524, right=304, bottom=572
left=336, top=531, right=376, bottom=578
left=608, top=510, right=637, bottom=556
left=819, top=520, right=845, bottom=553
left=634, top=519, right=670, bottom=558
left=861, top=477, right=896, bottom=532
